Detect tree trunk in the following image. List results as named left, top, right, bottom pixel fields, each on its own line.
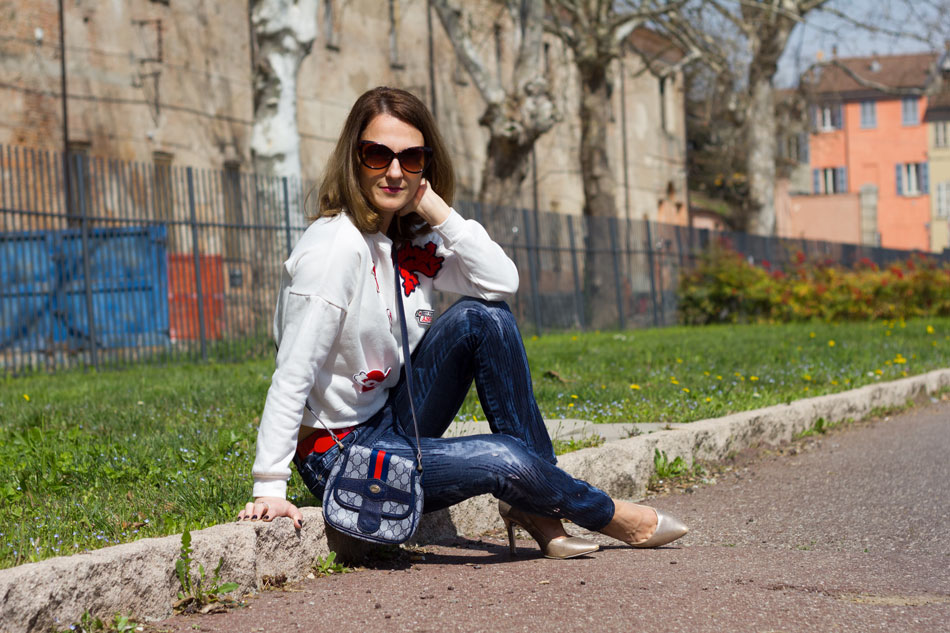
left=578, top=60, right=621, bottom=328
left=249, top=0, right=317, bottom=228
left=746, top=74, right=777, bottom=235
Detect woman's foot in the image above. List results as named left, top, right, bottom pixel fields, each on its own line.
left=499, top=501, right=599, bottom=559
left=600, top=500, right=688, bottom=548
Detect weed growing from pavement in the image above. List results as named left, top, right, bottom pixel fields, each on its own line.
left=312, top=551, right=352, bottom=577
left=52, top=610, right=139, bottom=633
left=173, top=528, right=240, bottom=614
left=1, top=318, right=948, bottom=568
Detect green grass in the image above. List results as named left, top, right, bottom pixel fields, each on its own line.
left=1, top=317, right=948, bottom=569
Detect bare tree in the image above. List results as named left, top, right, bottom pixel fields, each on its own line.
left=250, top=0, right=317, bottom=226
left=431, top=0, right=558, bottom=207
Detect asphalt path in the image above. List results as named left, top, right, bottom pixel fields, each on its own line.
left=153, top=401, right=950, bottom=633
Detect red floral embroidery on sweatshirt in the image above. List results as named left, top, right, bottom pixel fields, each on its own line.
left=396, top=242, right=444, bottom=297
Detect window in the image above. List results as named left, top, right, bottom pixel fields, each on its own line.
left=811, top=103, right=842, bottom=131
left=388, top=0, right=403, bottom=69
left=782, top=133, right=809, bottom=164
left=324, top=0, right=339, bottom=50
left=860, top=100, right=876, bottom=128
left=936, top=181, right=950, bottom=217
left=902, top=97, right=919, bottom=126
left=812, top=167, right=847, bottom=194
left=65, top=141, right=91, bottom=227
left=896, top=162, right=929, bottom=196
left=152, top=151, right=179, bottom=250
left=936, top=122, right=949, bottom=148
left=222, top=162, right=243, bottom=260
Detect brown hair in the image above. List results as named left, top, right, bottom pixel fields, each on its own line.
left=311, top=87, right=455, bottom=242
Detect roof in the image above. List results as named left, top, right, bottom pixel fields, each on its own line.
left=802, top=52, right=937, bottom=100
left=626, top=26, right=685, bottom=66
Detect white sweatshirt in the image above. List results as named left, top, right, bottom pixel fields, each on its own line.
left=251, top=209, right=519, bottom=498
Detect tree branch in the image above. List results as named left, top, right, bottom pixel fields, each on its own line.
left=430, top=0, right=506, bottom=106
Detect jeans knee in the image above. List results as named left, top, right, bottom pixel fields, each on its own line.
left=448, top=297, right=517, bottom=341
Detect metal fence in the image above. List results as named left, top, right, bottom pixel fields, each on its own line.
left=1, top=144, right=943, bottom=375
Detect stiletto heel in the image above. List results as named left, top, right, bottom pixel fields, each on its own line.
left=498, top=501, right=599, bottom=559
left=503, top=518, right=517, bottom=556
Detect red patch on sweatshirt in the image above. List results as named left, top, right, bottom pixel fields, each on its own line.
left=396, top=242, right=444, bottom=297
left=353, top=368, right=392, bottom=392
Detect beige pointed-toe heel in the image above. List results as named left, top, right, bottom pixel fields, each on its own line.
left=499, top=501, right=599, bottom=559
left=631, top=508, right=689, bottom=548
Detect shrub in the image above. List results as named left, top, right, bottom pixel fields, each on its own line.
left=679, top=245, right=950, bottom=324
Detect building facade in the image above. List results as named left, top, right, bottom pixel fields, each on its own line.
left=795, top=52, right=936, bottom=251
left=0, top=0, right=687, bottom=226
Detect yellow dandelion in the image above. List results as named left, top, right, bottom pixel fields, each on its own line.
left=571, top=335, right=578, bottom=341
left=716, top=375, right=723, bottom=380
left=901, top=371, right=908, bottom=377
left=750, top=376, right=759, bottom=382
left=571, top=394, right=579, bottom=399
left=601, top=384, right=606, bottom=389
left=875, top=369, right=883, bottom=375
left=630, top=384, right=640, bottom=390
left=705, top=397, right=712, bottom=403
left=926, top=325, right=935, bottom=334
left=671, top=378, right=679, bottom=385
left=676, top=358, right=683, bottom=364
left=803, top=386, right=810, bottom=391
left=531, top=335, right=539, bottom=341
left=682, top=388, right=690, bottom=393
left=933, top=341, right=938, bottom=347
left=23, top=394, right=30, bottom=402
left=809, top=332, right=816, bottom=338
left=831, top=380, right=839, bottom=385
left=828, top=340, right=835, bottom=347
left=703, top=371, right=710, bottom=376
left=803, top=374, right=812, bottom=381
left=568, top=402, right=574, bottom=408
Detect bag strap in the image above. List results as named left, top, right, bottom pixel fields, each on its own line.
left=393, top=246, right=424, bottom=472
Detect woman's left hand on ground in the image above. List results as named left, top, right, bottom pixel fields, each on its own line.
left=404, top=178, right=451, bottom=226
left=237, top=497, right=304, bottom=529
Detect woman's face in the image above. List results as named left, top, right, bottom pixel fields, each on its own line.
left=358, top=113, right=425, bottom=226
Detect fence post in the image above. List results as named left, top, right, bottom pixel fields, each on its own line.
left=187, top=167, right=208, bottom=361
left=75, top=152, right=99, bottom=370
left=567, top=215, right=585, bottom=330
left=282, top=176, right=293, bottom=257
left=608, top=217, right=626, bottom=330
left=522, top=207, right=544, bottom=335
left=644, top=220, right=660, bottom=327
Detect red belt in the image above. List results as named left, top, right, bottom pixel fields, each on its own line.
left=296, top=426, right=356, bottom=459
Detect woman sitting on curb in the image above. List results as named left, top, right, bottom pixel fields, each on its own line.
left=237, top=86, right=688, bottom=558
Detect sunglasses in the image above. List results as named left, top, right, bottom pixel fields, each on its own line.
left=358, top=141, right=432, bottom=174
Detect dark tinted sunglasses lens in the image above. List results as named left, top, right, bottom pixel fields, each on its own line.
left=361, top=143, right=394, bottom=169
left=398, top=148, right=426, bottom=173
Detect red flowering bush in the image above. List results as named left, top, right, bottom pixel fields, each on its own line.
left=678, top=246, right=950, bottom=324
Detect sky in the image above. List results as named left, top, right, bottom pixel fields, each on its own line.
left=775, top=0, right=944, bottom=87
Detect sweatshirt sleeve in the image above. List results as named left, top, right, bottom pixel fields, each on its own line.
left=429, top=209, right=519, bottom=300
left=251, top=243, right=358, bottom=499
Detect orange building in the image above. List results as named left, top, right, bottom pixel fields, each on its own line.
left=797, top=53, right=936, bottom=251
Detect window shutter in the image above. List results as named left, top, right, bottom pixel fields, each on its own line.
left=832, top=103, right=843, bottom=129
left=835, top=167, right=847, bottom=194
left=800, top=132, right=809, bottom=163
left=920, top=162, right=929, bottom=194
left=896, top=164, right=904, bottom=196
left=813, top=169, right=820, bottom=194
left=809, top=105, right=818, bottom=130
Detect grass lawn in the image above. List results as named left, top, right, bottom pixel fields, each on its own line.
left=1, top=317, right=948, bottom=569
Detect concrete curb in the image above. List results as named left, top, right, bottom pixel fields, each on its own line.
left=2, top=369, right=947, bottom=632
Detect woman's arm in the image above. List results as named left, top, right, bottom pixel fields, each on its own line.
left=409, top=180, right=519, bottom=299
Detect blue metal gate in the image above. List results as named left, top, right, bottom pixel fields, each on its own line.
left=0, top=224, right=169, bottom=353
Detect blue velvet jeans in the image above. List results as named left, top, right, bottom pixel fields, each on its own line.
left=293, top=298, right=615, bottom=532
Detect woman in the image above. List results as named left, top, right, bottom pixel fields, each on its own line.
left=238, top=87, right=688, bottom=557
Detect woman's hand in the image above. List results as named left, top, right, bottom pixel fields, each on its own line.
left=402, top=178, right=451, bottom=226
left=237, top=496, right=304, bottom=529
